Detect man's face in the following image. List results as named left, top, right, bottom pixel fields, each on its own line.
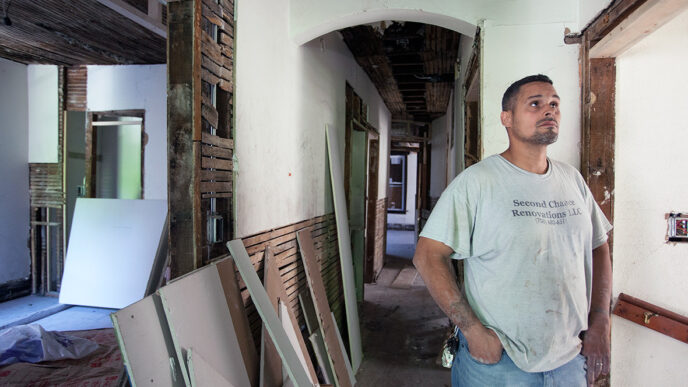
left=501, top=81, right=560, bottom=146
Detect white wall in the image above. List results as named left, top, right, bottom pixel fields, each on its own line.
left=235, top=0, right=391, bottom=237
left=87, top=65, right=167, bottom=200
left=0, top=58, right=30, bottom=285
left=387, top=152, right=417, bottom=226
left=28, top=65, right=59, bottom=163
left=612, top=9, right=688, bottom=386
left=481, top=20, right=582, bottom=168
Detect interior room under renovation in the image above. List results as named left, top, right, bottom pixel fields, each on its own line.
left=1, top=0, right=687, bottom=386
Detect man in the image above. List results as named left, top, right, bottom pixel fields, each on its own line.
left=414, top=74, right=612, bottom=386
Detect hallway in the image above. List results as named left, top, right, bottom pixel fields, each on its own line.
left=356, top=255, right=451, bottom=386
left=385, top=229, right=417, bottom=260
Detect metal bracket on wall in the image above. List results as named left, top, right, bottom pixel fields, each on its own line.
left=612, top=293, right=688, bottom=345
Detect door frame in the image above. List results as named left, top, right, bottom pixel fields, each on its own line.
left=84, top=109, right=146, bottom=199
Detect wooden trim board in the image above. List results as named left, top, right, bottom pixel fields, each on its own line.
left=216, top=258, right=259, bottom=387
left=301, top=293, right=335, bottom=384
left=331, top=312, right=355, bottom=386
left=589, top=0, right=688, bottom=58
left=265, top=247, right=318, bottom=384
left=325, top=124, right=363, bottom=372
left=297, top=228, right=354, bottom=387
left=263, top=247, right=286, bottom=387
left=111, top=294, right=185, bottom=387
left=227, top=239, right=313, bottom=387
left=158, top=264, right=251, bottom=387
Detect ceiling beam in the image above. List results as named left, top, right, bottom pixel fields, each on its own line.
left=96, top=0, right=167, bottom=38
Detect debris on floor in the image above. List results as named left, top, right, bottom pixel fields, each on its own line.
left=0, top=324, right=99, bottom=366
left=0, top=328, right=123, bottom=386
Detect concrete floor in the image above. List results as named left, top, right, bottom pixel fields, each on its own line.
left=356, top=256, right=452, bottom=386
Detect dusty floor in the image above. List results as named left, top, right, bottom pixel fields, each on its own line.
left=355, top=255, right=452, bottom=387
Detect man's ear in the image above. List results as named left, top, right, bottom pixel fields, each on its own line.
left=500, top=110, right=512, bottom=128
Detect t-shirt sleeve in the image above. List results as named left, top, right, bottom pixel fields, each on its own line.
left=582, top=179, right=613, bottom=249
left=419, top=175, right=475, bottom=258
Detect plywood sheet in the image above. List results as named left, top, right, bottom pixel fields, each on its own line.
left=297, top=228, right=353, bottom=387
left=325, top=124, right=363, bottom=372
left=227, top=240, right=312, bottom=387
left=158, top=264, right=251, bottom=387
left=112, top=294, right=184, bottom=387
left=60, top=198, right=167, bottom=309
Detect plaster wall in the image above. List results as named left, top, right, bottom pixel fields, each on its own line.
left=579, top=0, right=613, bottom=30
left=481, top=21, right=582, bottom=168
left=28, top=65, right=59, bottom=163
left=612, top=9, right=688, bottom=385
left=235, top=0, right=391, bottom=238
left=387, top=152, right=417, bottom=226
left=87, top=65, right=167, bottom=200
left=0, top=58, right=30, bottom=285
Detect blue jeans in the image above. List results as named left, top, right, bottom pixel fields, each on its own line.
left=451, top=330, right=586, bottom=387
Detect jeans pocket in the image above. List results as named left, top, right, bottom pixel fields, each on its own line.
left=464, top=344, right=503, bottom=365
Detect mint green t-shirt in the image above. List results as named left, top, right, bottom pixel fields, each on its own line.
left=420, top=155, right=612, bottom=373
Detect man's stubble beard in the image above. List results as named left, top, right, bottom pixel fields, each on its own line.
left=512, top=127, right=558, bottom=145
left=528, top=129, right=558, bottom=145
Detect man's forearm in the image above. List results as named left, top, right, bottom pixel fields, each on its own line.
left=589, top=242, right=612, bottom=325
left=412, top=238, right=480, bottom=331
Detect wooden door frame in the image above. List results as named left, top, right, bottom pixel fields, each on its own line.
left=569, top=0, right=687, bottom=250
left=364, top=134, right=380, bottom=283
left=84, top=109, right=146, bottom=199
left=567, top=0, right=688, bottom=384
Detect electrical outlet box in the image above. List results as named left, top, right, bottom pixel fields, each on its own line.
left=667, top=213, right=688, bottom=242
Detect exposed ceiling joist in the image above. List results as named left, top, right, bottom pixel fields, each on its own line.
left=0, top=0, right=166, bottom=65
left=341, top=21, right=460, bottom=123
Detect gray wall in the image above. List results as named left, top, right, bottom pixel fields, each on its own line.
left=0, top=58, right=30, bottom=285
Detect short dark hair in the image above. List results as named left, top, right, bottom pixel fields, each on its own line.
left=501, top=74, right=553, bottom=112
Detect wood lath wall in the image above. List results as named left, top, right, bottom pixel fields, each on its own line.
left=28, top=67, right=67, bottom=295
left=372, top=198, right=388, bottom=279
left=65, top=66, right=88, bottom=111
left=230, top=214, right=344, bottom=349
left=168, top=0, right=235, bottom=277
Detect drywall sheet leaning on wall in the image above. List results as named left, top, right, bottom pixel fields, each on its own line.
left=227, top=239, right=313, bottom=387
left=111, top=294, right=185, bottom=387
left=59, top=198, right=167, bottom=309
left=158, top=263, right=251, bottom=387
left=325, top=124, right=363, bottom=372
left=187, top=348, right=235, bottom=387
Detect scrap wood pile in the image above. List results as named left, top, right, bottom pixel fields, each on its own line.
left=114, top=228, right=361, bottom=387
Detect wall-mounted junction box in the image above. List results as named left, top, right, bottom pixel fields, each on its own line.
left=667, top=213, right=688, bottom=242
